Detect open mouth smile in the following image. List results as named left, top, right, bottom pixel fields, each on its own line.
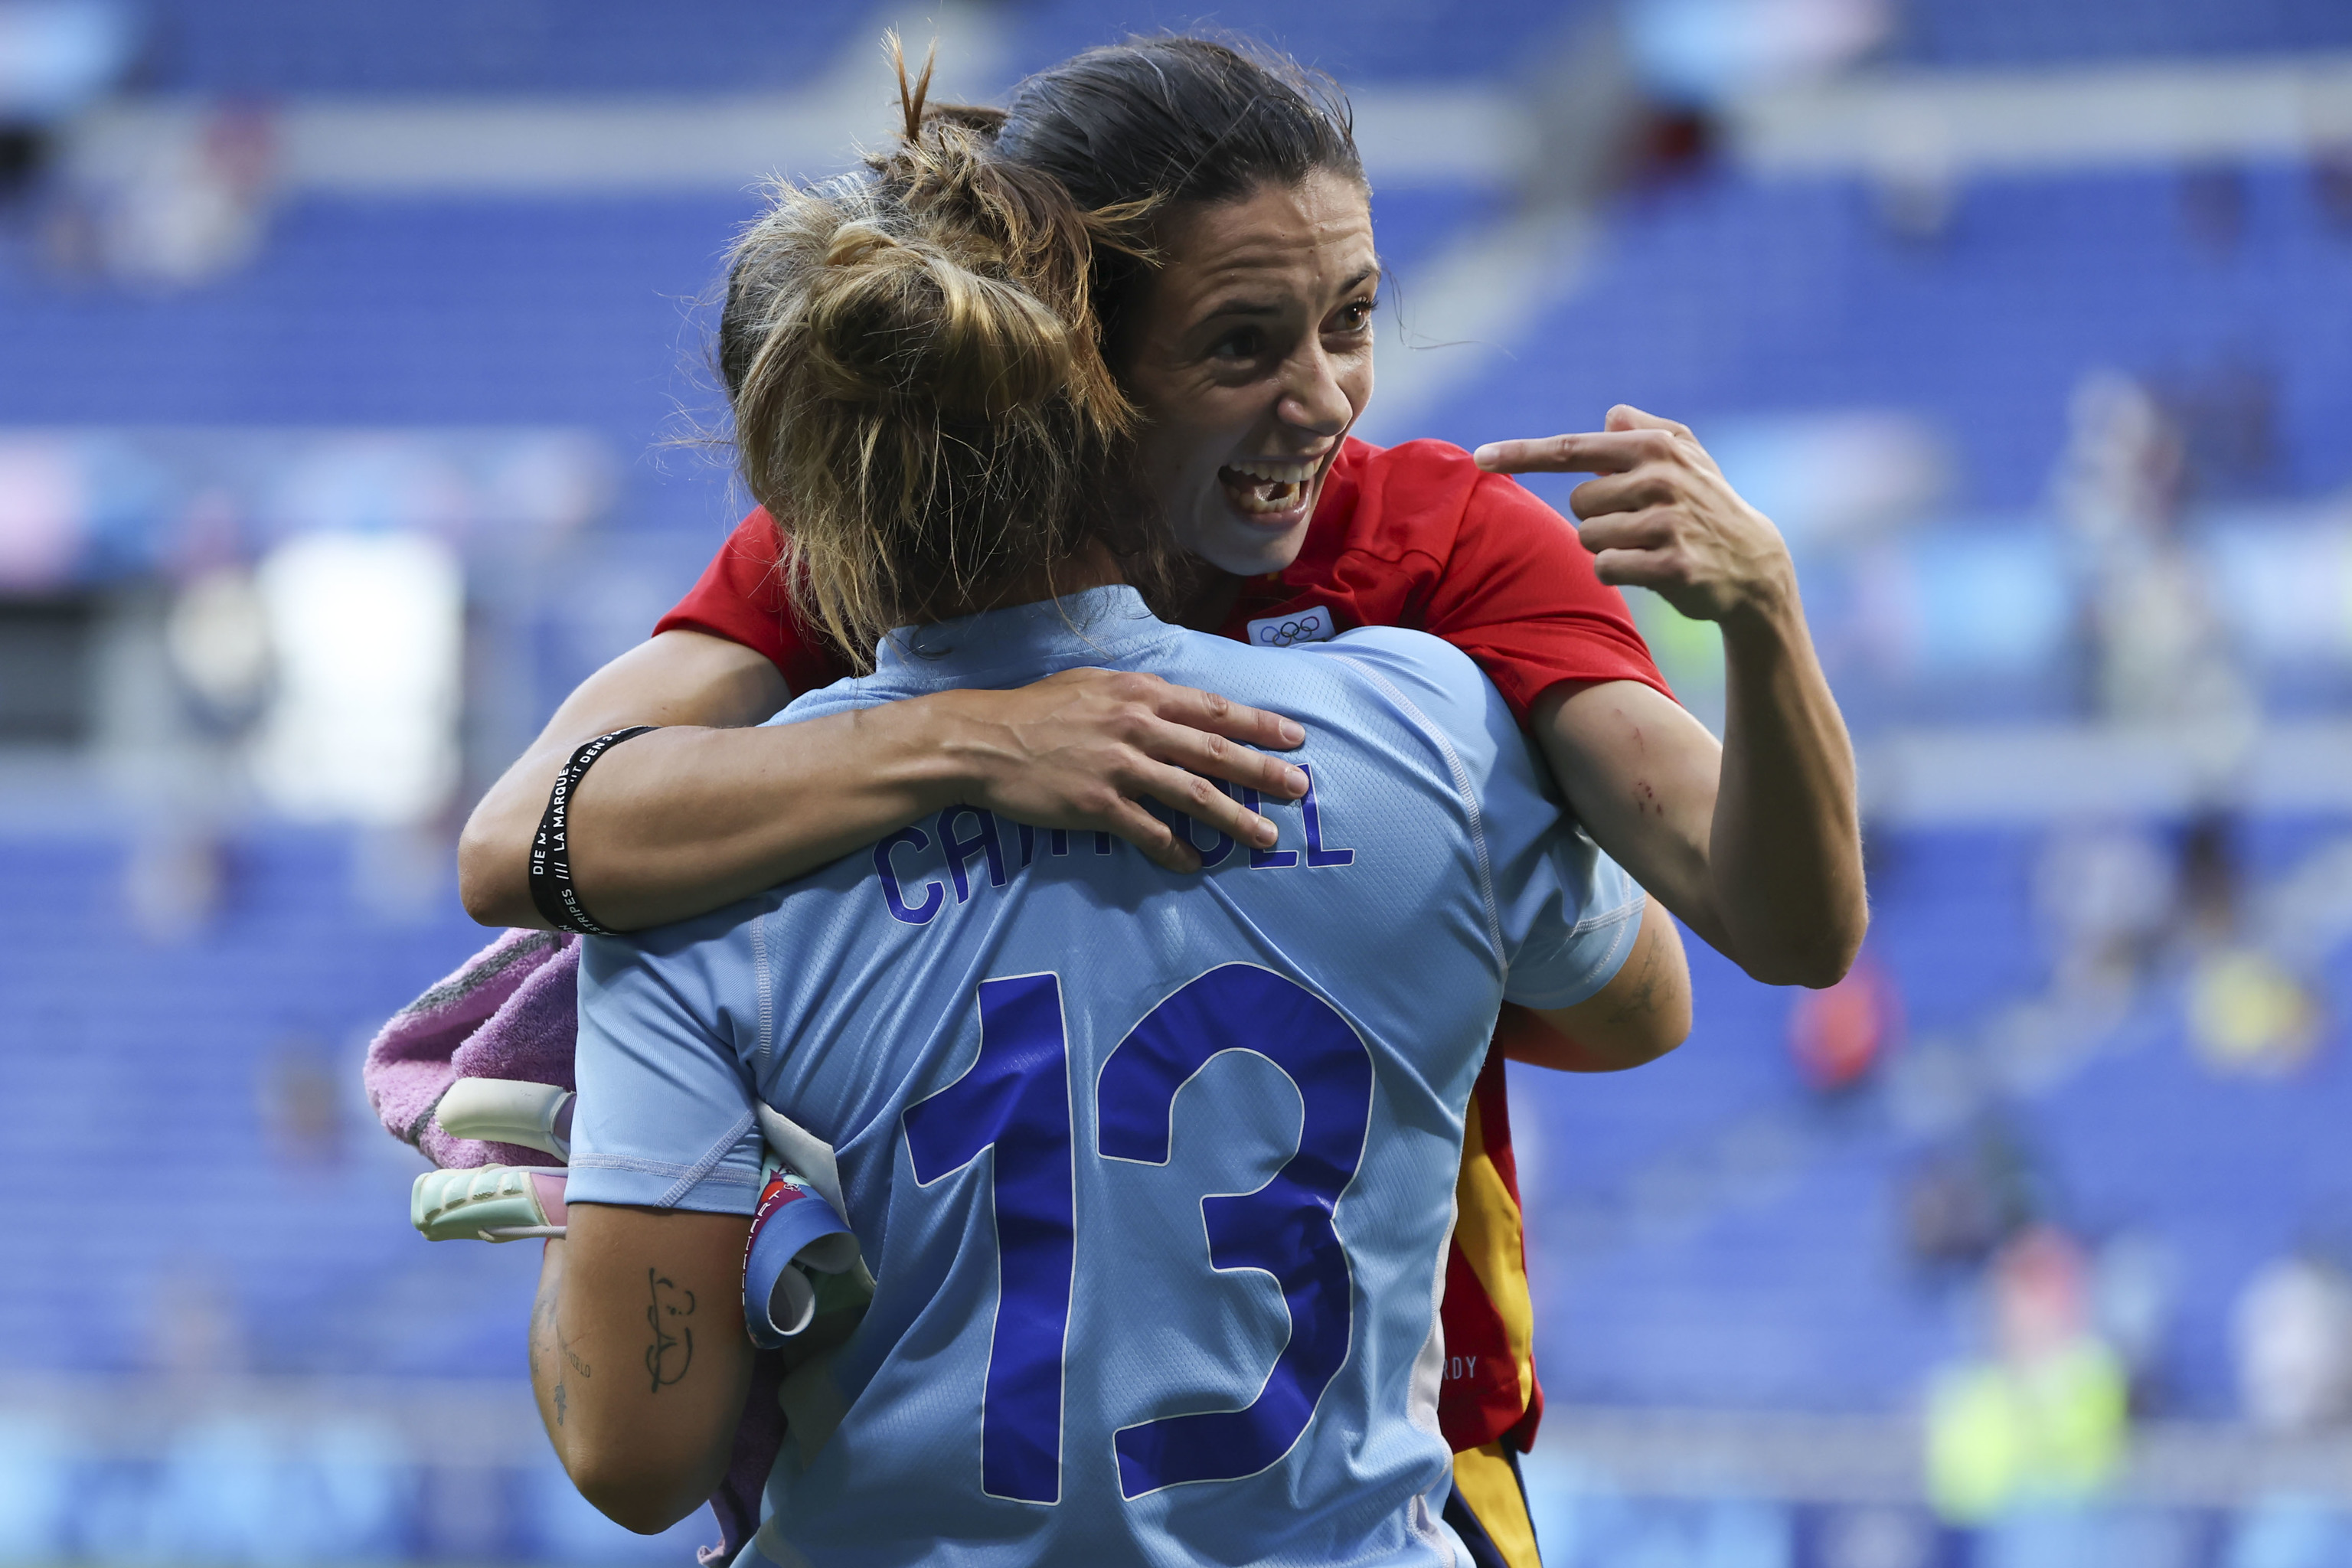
left=1217, top=456, right=1324, bottom=521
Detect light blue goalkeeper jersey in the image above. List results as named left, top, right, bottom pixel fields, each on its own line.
left=567, top=585, right=1642, bottom=1568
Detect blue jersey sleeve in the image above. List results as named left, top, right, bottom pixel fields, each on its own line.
left=1308, top=627, right=1642, bottom=1010
left=567, top=923, right=766, bottom=1217
left=1492, top=826, right=1642, bottom=1010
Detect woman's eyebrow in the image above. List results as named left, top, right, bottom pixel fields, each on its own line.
left=1197, top=297, right=1285, bottom=322
left=1197, top=268, right=1380, bottom=325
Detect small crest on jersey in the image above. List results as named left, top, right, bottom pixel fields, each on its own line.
left=1247, top=605, right=1335, bottom=648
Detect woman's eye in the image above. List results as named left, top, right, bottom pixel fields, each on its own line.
left=1333, top=300, right=1375, bottom=333
left=1210, top=328, right=1263, bottom=361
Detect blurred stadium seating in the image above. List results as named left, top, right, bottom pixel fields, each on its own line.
left=6, top=1, right=2352, bottom=1563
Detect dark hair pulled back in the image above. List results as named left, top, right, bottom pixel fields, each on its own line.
left=713, top=36, right=1363, bottom=664
left=996, top=35, right=1366, bottom=342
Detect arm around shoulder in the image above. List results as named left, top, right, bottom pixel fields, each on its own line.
left=458, top=630, right=792, bottom=929
left=1508, top=896, right=1692, bottom=1072
left=460, top=633, right=1318, bottom=933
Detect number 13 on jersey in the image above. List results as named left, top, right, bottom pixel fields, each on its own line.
left=903, top=965, right=1374, bottom=1503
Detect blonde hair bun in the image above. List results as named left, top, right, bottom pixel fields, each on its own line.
left=718, top=44, right=1158, bottom=665
left=803, top=207, right=1077, bottom=423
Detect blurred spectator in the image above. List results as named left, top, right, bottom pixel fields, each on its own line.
left=1902, top=1117, right=2040, bottom=1270
left=165, top=564, right=274, bottom=732
left=0, top=0, right=137, bottom=201
left=1621, top=0, right=1893, bottom=106
left=1926, top=1227, right=2128, bottom=1524
left=2158, top=352, right=2279, bottom=501
left=47, top=101, right=279, bottom=289
left=2035, top=823, right=2175, bottom=998
left=145, top=1263, right=247, bottom=1382
left=2091, top=1231, right=2181, bottom=1416
left=2233, top=1253, right=2352, bottom=1433
left=2056, top=371, right=2256, bottom=793
left=1788, top=948, right=1903, bottom=1092
left=2177, top=809, right=2242, bottom=945
left=108, top=567, right=269, bottom=942
left=260, top=1035, right=346, bottom=1166
left=0, top=1, right=136, bottom=115
left=2179, top=165, right=2249, bottom=256
left=123, top=828, right=228, bottom=942
left=2317, top=145, right=2352, bottom=234
left=2187, top=946, right=2323, bottom=1079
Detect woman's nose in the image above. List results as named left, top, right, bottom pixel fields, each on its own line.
left=1276, top=348, right=1355, bottom=436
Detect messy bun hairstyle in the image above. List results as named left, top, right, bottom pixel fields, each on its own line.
left=719, top=49, right=1160, bottom=668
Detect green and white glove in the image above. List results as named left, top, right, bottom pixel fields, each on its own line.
left=412, top=1165, right=569, bottom=1242
left=434, top=1078, right=573, bottom=1160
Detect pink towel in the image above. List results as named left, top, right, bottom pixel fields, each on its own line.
left=364, top=927, right=577, bottom=1168
left=364, top=928, right=785, bottom=1563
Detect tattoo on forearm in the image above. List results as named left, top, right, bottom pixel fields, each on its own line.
left=644, top=1269, right=696, bottom=1393
left=557, top=1321, right=591, bottom=1380
left=554, top=1383, right=567, bottom=1426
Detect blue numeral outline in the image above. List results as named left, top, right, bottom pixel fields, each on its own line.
left=903, top=965, right=1372, bottom=1506
left=901, top=972, right=1076, bottom=1504
left=1096, top=963, right=1372, bottom=1497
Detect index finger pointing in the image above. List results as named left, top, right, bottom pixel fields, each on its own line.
left=1472, top=432, right=1650, bottom=476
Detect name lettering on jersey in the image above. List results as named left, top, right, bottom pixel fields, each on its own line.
left=873, top=766, right=1356, bottom=926
left=1444, top=1354, right=1479, bottom=1382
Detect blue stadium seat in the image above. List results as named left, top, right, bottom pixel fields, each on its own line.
left=1423, top=166, right=2352, bottom=514
left=138, top=0, right=877, bottom=94
left=999, top=0, right=1607, bottom=84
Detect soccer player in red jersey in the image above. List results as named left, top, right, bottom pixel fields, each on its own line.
left=457, top=40, right=1864, bottom=1568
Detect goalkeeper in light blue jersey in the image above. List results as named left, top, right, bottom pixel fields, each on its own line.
left=526, top=90, right=1689, bottom=1568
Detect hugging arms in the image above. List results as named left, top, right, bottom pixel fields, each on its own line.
left=450, top=32, right=1864, bottom=1565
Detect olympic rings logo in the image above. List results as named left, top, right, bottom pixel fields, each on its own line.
left=1256, top=611, right=1328, bottom=647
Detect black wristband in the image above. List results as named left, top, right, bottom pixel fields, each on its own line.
left=529, top=726, right=658, bottom=936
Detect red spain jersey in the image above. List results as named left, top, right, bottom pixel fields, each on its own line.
left=657, top=436, right=1672, bottom=1454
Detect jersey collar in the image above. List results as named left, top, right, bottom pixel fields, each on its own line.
left=867, top=585, right=1181, bottom=689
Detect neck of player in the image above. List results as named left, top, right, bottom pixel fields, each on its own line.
left=924, top=538, right=1128, bottom=625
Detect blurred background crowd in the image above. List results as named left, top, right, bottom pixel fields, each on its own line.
left=4, top=1, right=2352, bottom=1564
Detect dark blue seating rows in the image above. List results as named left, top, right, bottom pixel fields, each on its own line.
left=126, top=0, right=2352, bottom=98
left=1890, top=0, right=2352, bottom=69
left=1425, top=165, right=2352, bottom=516
left=1000, top=0, right=1606, bottom=83
left=1514, top=822, right=2352, bottom=1421
left=0, top=831, right=521, bottom=1377
left=136, top=0, right=876, bottom=95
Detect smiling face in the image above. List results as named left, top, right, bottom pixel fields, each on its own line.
left=1118, top=172, right=1378, bottom=581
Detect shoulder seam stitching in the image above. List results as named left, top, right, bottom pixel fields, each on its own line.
left=646, top=1106, right=760, bottom=1207
left=751, top=913, right=775, bottom=1061
left=567, top=1155, right=760, bottom=1189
